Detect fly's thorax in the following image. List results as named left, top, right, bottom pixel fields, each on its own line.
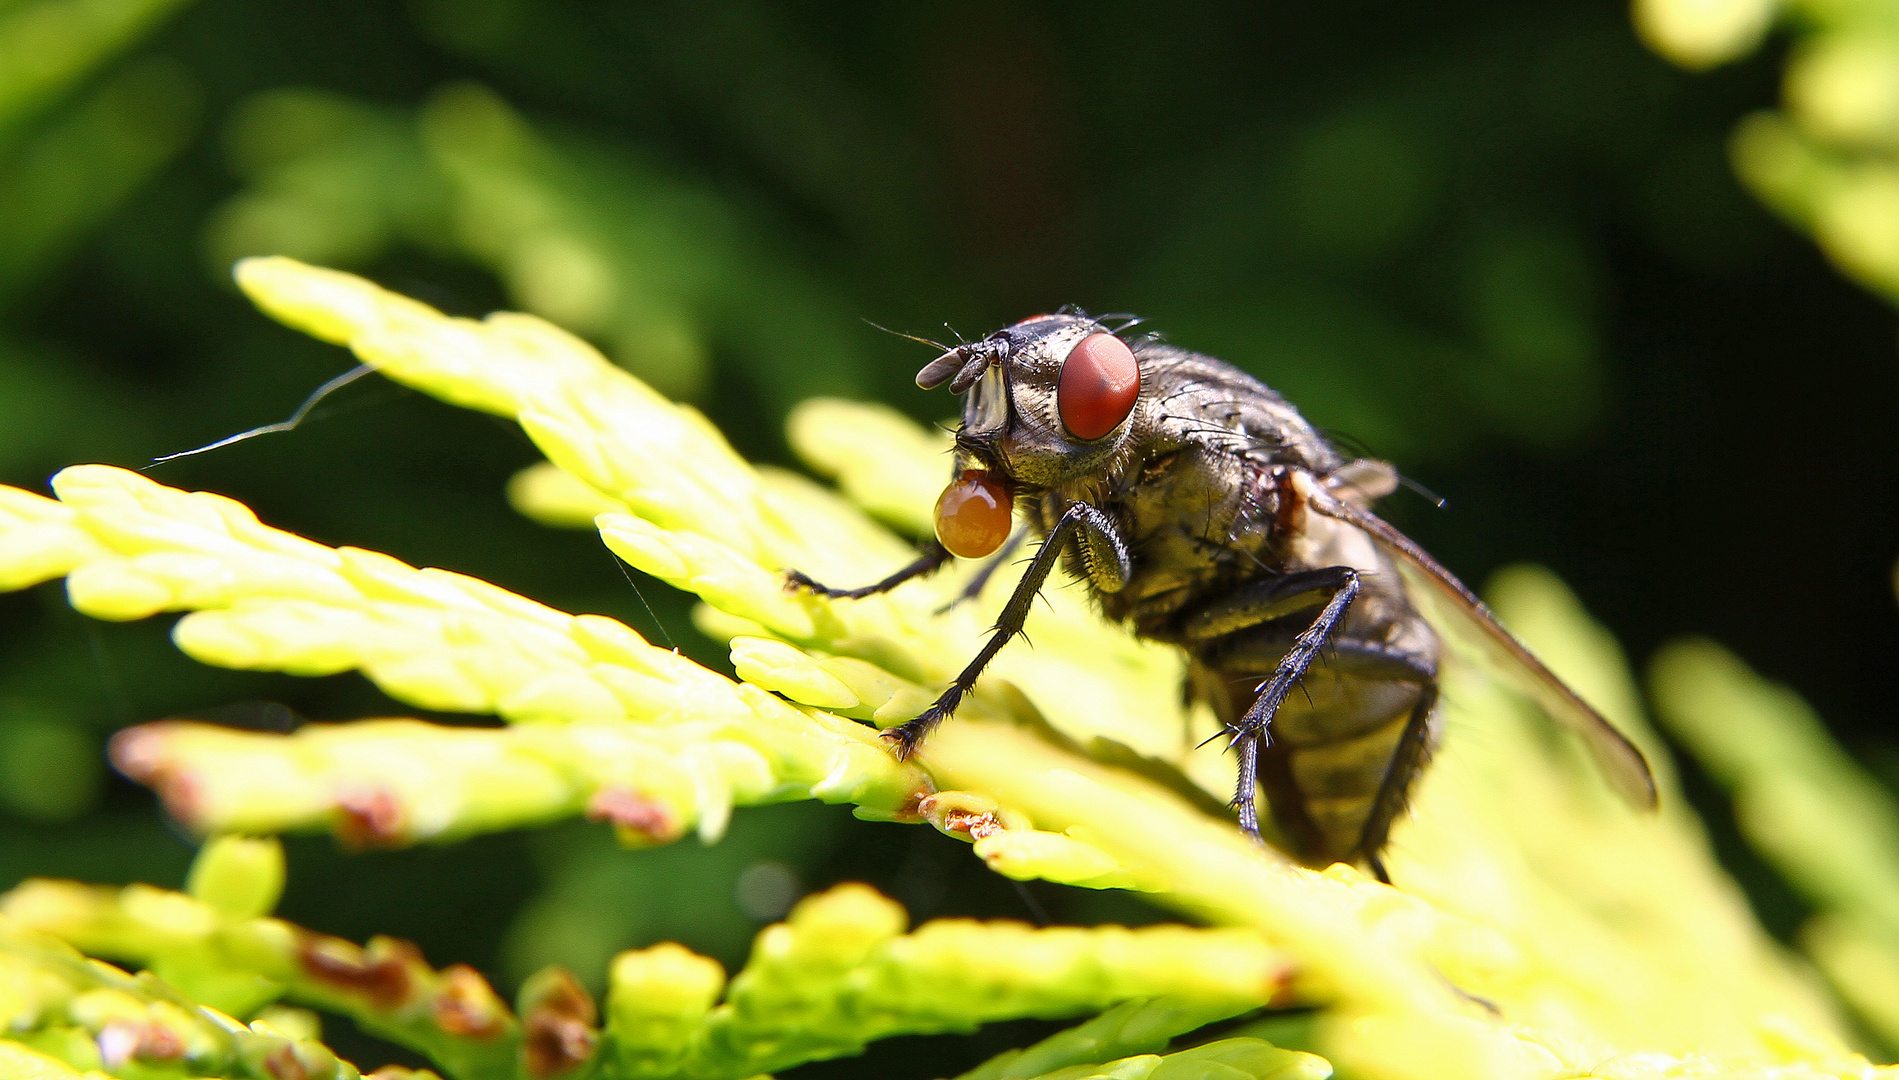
left=1137, top=349, right=1344, bottom=476
left=1069, top=445, right=1267, bottom=629
left=1283, top=469, right=1382, bottom=574
left=1270, top=470, right=1437, bottom=660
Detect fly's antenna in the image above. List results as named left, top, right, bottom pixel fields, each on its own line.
left=861, top=318, right=952, bottom=353
left=144, top=363, right=379, bottom=470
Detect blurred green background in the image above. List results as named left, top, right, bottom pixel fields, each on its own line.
left=2, top=0, right=1897, bottom=1071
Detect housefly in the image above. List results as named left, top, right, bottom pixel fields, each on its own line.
left=788, top=310, right=1656, bottom=879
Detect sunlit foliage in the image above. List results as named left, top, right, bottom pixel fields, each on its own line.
left=2, top=2, right=1899, bottom=1078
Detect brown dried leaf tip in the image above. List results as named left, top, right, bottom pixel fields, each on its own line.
left=96, top=1018, right=186, bottom=1068
left=335, top=782, right=407, bottom=848
left=518, top=967, right=598, bottom=1079
left=108, top=723, right=205, bottom=832
left=920, top=792, right=1013, bottom=840
left=297, top=932, right=425, bottom=1011
left=261, top=1042, right=342, bottom=1080
left=432, top=963, right=512, bottom=1039
left=937, top=807, right=1005, bottom=839
left=586, top=786, right=682, bottom=844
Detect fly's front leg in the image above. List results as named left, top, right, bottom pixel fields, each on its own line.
left=1206, top=566, right=1361, bottom=841
left=785, top=540, right=952, bottom=599
left=887, top=502, right=1130, bottom=759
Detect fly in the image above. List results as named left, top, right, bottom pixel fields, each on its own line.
left=787, top=310, right=1656, bottom=880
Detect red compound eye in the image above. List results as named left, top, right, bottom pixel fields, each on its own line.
left=934, top=470, right=1011, bottom=559
left=1058, top=333, right=1140, bottom=440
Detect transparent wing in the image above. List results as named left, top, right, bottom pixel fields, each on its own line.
left=1308, top=486, right=1659, bottom=810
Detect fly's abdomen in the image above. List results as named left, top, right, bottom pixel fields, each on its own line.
left=1268, top=671, right=1433, bottom=864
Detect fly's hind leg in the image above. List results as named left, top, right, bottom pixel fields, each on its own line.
left=1205, top=635, right=1437, bottom=866
left=1360, top=680, right=1439, bottom=884
left=1199, top=566, right=1362, bottom=841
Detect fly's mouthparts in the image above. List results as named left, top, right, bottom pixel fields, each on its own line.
left=967, top=366, right=1008, bottom=432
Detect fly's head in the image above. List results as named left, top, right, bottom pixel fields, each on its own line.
left=915, top=311, right=1145, bottom=559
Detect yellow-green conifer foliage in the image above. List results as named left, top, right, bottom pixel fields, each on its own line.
left=0, top=259, right=1896, bottom=1079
